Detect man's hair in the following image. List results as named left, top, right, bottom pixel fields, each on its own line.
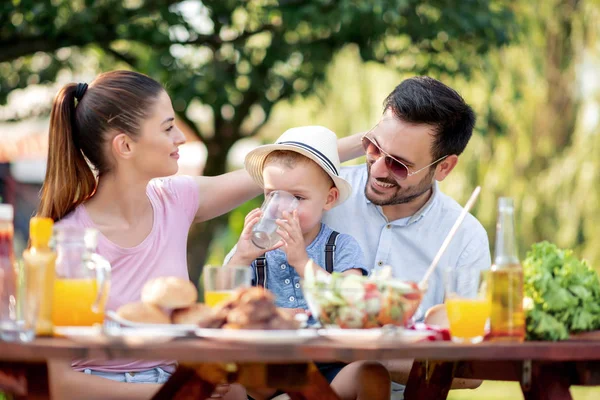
left=383, top=76, right=476, bottom=161
left=264, top=150, right=334, bottom=187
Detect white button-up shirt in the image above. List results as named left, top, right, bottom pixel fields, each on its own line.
left=323, top=165, right=491, bottom=321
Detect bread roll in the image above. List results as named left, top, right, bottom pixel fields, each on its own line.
left=172, top=303, right=212, bottom=325
left=141, top=277, right=197, bottom=309
left=116, top=302, right=170, bottom=324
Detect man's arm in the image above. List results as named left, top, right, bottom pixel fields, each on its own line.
left=338, top=132, right=364, bottom=162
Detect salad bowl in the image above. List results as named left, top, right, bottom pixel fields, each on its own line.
left=303, top=265, right=424, bottom=329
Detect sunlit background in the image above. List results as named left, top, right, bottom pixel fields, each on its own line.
left=1, top=1, right=600, bottom=397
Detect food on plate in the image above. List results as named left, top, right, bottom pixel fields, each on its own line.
left=303, top=269, right=424, bottom=329
left=524, top=241, right=600, bottom=341
left=171, top=303, right=212, bottom=325
left=211, top=287, right=299, bottom=330
left=116, top=302, right=171, bottom=324
left=141, top=276, right=198, bottom=309
left=115, top=282, right=298, bottom=330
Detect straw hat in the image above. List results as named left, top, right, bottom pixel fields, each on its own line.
left=244, top=126, right=352, bottom=205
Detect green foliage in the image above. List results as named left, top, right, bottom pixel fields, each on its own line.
left=1, top=0, right=516, bottom=129
left=440, top=0, right=600, bottom=274
left=251, top=0, right=600, bottom=290
left=0, top=0, right=516, bottom=278
left=523, top=242, right=600, bottom=341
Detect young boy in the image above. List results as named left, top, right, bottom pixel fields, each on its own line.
left=225, top=126, right=391, bottom=400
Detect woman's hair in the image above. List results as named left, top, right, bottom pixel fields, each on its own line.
left=38, top=70, right=164, bottom=221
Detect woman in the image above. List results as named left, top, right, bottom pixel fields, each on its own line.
left=41, top=70, right=253, bottom=400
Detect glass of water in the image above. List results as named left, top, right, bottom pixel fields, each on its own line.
left=251, top=190, right=299, bottom=249
left=0, top=259, right=41, bottom=342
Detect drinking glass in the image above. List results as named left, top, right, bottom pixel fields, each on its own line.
left=444, top=266, right=490, bottom=344
left=203, top=265, right=252, bottom=307
left=0, top=259, right=41, bottom=342
left=251, top=190, right=299, bottom=249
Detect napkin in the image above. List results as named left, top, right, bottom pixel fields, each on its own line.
left=407, top=323, right=451, bottom=341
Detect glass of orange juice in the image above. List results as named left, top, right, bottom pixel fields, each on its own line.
left=203, top=265, right=251, bottom=307
left=444, top=266, right=490, bottom=343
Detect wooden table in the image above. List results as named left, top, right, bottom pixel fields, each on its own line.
left=2, top=337, right=600, bottom=399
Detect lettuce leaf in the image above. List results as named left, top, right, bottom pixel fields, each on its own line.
left=523, top=241, right=600, bottom=341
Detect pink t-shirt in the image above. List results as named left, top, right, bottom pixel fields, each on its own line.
left=56, top=175, right=200, bottom=373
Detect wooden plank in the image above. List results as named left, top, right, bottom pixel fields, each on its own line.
left=154, top=362, right=334, bottom=400
left=454, top=360, right=522, bottom=381
left=0, top=362, right=49, bottom=400
left=8, top=338, right=600, bottom=365
left=455, top=360, right=600, bottom=386
left=521, top=363, right=574, bottom=400
left=404, top=361, right=455, bottom=400
left=573, top=362, right=600, bottom=386
left=151, top=365, right=215, bottom=400
left=0, top=362, right=28, bottom=397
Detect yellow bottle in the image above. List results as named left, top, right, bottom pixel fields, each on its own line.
left=22, top=217, right=56, bottom=336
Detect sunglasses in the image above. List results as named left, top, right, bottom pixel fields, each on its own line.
left=361, top=134, right=448, bottom=181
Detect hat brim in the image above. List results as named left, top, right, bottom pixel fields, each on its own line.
left=245, top=143, right=352, bottom=206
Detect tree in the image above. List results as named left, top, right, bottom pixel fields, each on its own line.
left=437, top=0, right=600, bottom=270
left=0, top=0, right=516, bottom=285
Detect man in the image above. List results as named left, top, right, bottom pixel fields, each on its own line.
left=326, top=76, right=490, bottom=398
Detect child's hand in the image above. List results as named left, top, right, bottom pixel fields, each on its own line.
left=276, top=210, right=309, bottom=274
left=227, top=208, right=282, bottom=266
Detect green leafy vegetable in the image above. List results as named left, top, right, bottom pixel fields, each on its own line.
left=524, top=241, right=600, bottom=341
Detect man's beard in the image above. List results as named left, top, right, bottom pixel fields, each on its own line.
left=364, top=163, right=435, bottom=206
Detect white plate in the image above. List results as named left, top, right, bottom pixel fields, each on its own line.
left=195, top=328, right=319, bottom=344
left=318, top=328, right=432, bottom=343
left=54, top=326, right=181, bottom=345
left=106, top=310, right=197, bottom=333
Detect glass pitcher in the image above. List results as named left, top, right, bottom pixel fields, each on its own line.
left=51, top=227, right=111, bottom=327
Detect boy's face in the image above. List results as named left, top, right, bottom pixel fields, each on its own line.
left=263, top=160, right=338, bottom=235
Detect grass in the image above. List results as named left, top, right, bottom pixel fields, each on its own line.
left=447, top=381, right=600, bottom=400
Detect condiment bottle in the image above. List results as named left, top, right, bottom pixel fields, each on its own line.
left=23, top=217, right=56, bottom=336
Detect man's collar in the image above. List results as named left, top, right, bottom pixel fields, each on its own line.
left=407, top=182, right=438, bottom=224
left=365, top=180, right=440, bottom=225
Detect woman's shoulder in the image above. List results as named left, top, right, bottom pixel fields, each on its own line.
left=147, top=175, right=200, bottom=205
left=148, top=175, right=197, bottom=197
left=148, top=175, right=200, bottom=223
left=54, top=206, right=86, bottom=228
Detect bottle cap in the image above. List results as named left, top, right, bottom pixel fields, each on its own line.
left=30, top=217, right=54, bottom=247
left=0, top=204, right=14, bottom=221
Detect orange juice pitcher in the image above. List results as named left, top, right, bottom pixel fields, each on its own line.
left=52, top=227, right=111, bottom=328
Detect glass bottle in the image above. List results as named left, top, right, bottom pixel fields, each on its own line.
left=489, top=197, right=525, bottom=341
left=23, top=217, right=56, bottom=336
left=0, top=204, right=18, bottom=340
left=51, top=226, right=111, bottom=328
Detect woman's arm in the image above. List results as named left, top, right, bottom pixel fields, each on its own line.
left=48, top=360, right=161, bottom=400
left=338, top=132, right=364, bottom=162
left=193, top=169, right=262, bottom=222
left=191, top=131, right=363, bottom=223
left=190, top=131, right=363, bottom=223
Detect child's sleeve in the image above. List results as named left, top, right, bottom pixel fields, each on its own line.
left=331, top=234, right=369, bottom=276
